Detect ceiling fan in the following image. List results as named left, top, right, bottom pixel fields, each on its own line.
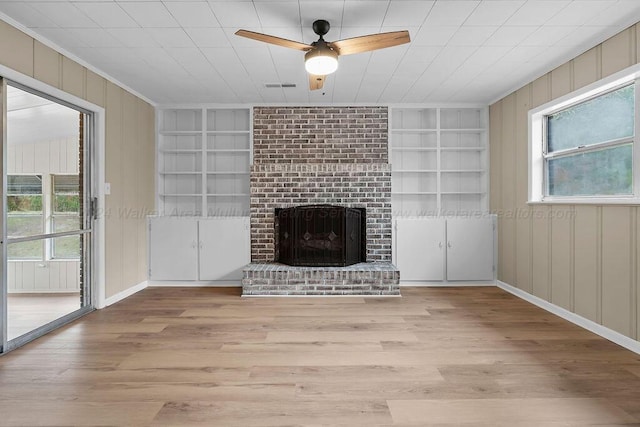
left=235, top=20, right=410, bottom=90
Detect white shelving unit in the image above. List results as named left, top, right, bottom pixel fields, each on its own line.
left=158, top=108, right=251, bottom=216
left=390, top=107, right=488, bottom=216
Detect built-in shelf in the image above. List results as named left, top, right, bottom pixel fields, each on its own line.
left=160, top=149, right=202, bottom=153
left=206, top=171, right=248, bottom=175
left=392, top=147, right=438, bottom=151
left=393, top=191, right=438, bottom=195
left=159, top=172, right=202, bottom=175
left=158, top=108, right=251, bottom=216
left=391, top=107, right=488, bottom=216
left=206, top=130, right=250, bottom=135
left=391, top=129, right=438, bottom=133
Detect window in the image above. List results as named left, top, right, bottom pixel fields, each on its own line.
left=529, top=69, right=640, bottom=203
left=5, top=174, right=81, bottom=260
left=7, top=175, right=44, bottom=259
left=51, top=175, right=81, bottom=259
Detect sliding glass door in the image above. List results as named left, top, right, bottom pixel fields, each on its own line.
left=1, top=79, right=95, bottom=353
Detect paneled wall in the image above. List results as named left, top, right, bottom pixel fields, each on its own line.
left=0, top=19, right=155, bottom=300
left=7, top=137, right=78, bottom=174
left=490, top=24, right=640, bottom=341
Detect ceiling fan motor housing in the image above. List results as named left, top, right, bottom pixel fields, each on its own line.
left=312, top=20, right=331, bottom=38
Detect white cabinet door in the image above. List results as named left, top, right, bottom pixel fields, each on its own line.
left=446, top=217, right=494, bottom=281
left=198, top=218, right=250, bottom=281
left=149, top=217, right=198, bottom=280
left=396, top=218, right=446, bottom=281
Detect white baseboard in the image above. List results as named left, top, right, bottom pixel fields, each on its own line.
left=400, top=280, right=496, bottom=287
left=148, top=280, right=242, bottom=287
left=497, top=280, right=640, bottom=355
left=103, top=281, right=148, bottom=307
left=8, top=289, right=81, bottom=294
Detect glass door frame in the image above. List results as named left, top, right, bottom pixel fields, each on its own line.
left=0, top=72, right=106, bottom=354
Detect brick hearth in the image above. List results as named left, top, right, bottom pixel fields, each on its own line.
left=242, top=263, right=400, bottom=296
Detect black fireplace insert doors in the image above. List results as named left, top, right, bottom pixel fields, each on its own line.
left=275, top=205, right=366, bottom=267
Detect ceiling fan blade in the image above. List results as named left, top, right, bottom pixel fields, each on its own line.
left=309, top=74, right=325, bottom=90
left=235, top=29, right=312, bottom=51
left=330, top=31, right=410, bottom=55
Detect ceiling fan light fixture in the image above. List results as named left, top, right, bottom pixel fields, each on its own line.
left=304, top=45, right=338, bottom=75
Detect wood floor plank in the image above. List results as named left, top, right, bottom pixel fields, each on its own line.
left=1, top=286, right=639, bottom=426
left=150, top=400, right=393, bottom=426
left=0, top=401, right=163, bottom=426
left=220, top=342, right=385, bottom=352
left=387, top=398, right=638, bottom=425
left=265, top=331, right=419, bottom=343
left=181, top=306, right=430, bottom=317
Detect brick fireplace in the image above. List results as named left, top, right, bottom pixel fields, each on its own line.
left=242, top=106, right=399, bottom=296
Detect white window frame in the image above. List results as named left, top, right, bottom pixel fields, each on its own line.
left=529, top=64, right=640, bottom=204
left=6, top=174, right=45, bottom=260
left=50, top=174, right=81, bottom=260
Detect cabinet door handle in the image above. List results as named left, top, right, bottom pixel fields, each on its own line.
left=447, top=241, right=452, bottom=248
left=439, top=242, right=443, bottom=249
left=191, top=241, right=197, bottom=249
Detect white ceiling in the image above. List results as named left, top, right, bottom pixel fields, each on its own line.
left=7, top=86, right=80, bottom=145
left=0, top=0, right=639, bottom=106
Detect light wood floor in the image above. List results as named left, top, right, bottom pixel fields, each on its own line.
left=1, top=286, right=640, bottom=426
left=7, top=293, right=80, bottom=340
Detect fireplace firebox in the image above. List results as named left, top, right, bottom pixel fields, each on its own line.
left=276, top=205, right=365, bottom=267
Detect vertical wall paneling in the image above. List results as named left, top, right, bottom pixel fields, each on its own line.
left=34, top=263, right=48, bottom=290
left=632, top=207, right=638, bottom=340
left=0, top=20, right=33, bottom=77
left=551, top=62, right=573, bottom=99
left=33, top=41, right=60, bottom=89
left=61, top=57, right=85, bottom=100
left=33, top=140, right=49, bottom=174
left=515, top=87, right=532, bottom=292
left=489, top=102, right=503, bottom=279
left=601, top=207, right=633, bottom=336
left=573, top=206, right=599, bottom=322
left=86, top=71, right=106, bottom=108
left=531, top=205, right=551, bottom=300
left=500, top=94, right=517, bottom=285
left=122, top=92, right=139, bottom=291
left=637, top=207, right=640, bottom=339
left=550, top=206, right=573, bottom=310
left=7, top=261, right=80, bottom=292
left=601, top=28, right=634, bottom=77
left=137, top=102, right=153, bottom=283
left=104, top=82, right=124, bottom=296
left=489, top=102, right=502, bottom=212
left=636, top=23, right=640, bottom=67
left=573, top=48, right=598, bottom=90
left=531, top=74, right=551, bottom=109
